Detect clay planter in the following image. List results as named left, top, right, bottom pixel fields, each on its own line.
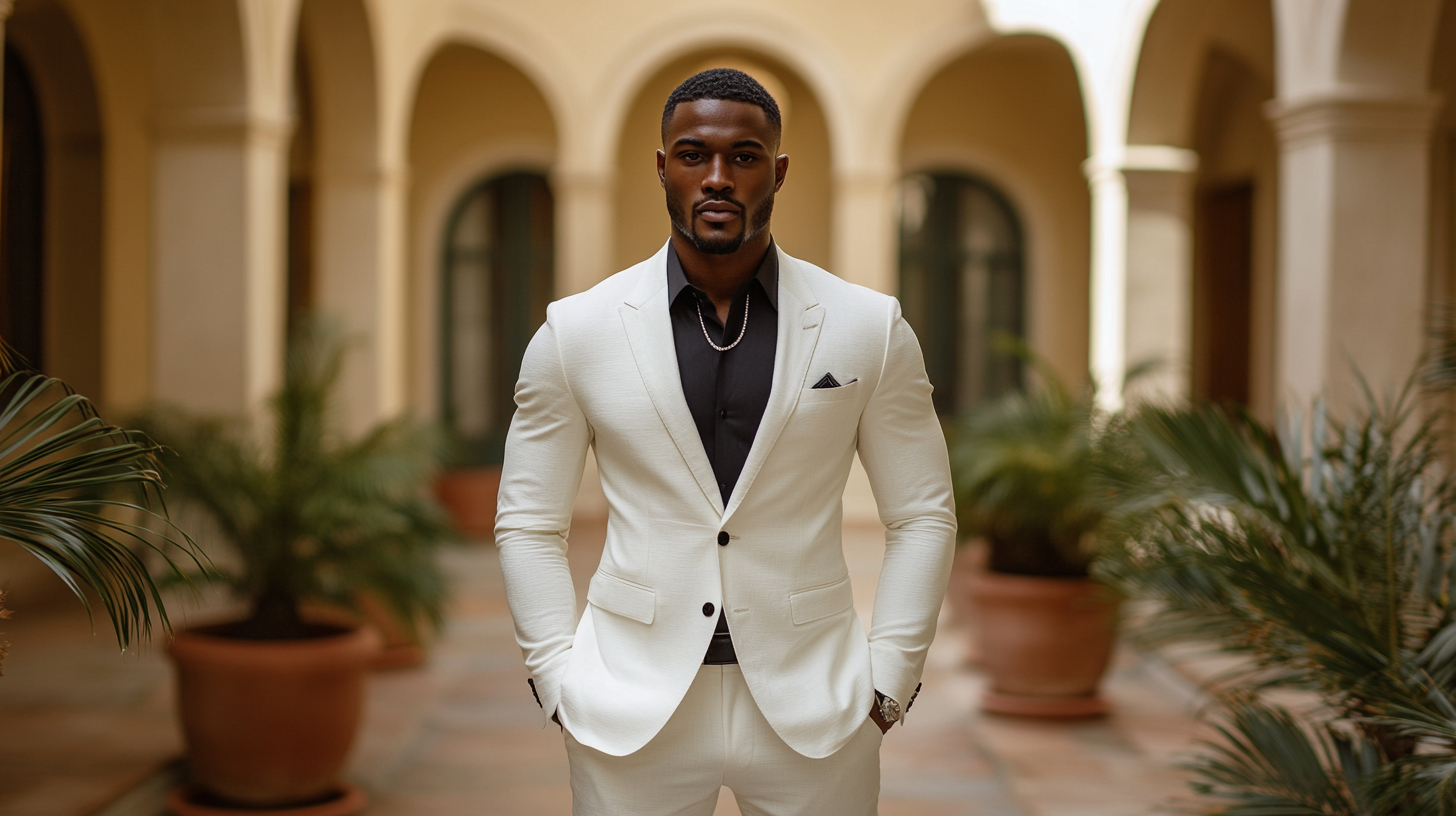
left=434, top=466, right=501, bottom=539
left=167, top=623, right=381, bottom=811
left=967, top=568, right=1119, bottom=717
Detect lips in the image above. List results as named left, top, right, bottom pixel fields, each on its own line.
left=695, top=200, right=742, bottom=224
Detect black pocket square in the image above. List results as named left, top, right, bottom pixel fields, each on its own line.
left=812, top=373, right=857, bottom=389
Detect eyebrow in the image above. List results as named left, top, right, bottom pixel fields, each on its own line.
left=670, top=137, right=767, bottom=150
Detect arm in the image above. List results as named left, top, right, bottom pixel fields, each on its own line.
left=856, top=299, right=958, bottom=715
left=495, top=309, right=592, bottom=728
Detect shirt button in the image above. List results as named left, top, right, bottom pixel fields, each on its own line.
left=718, top=409, right=728, bottom=419
left=703, top=602, right=715, bottom=617
left=718, top=531, right=729, bottom=546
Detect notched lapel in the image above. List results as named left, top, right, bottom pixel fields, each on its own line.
left=722, top=252, right=824, bottom=523
left=619, top=253, right=725, bottom=516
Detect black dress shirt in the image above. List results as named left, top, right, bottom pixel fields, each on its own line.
left=667, top=240, right=778, bottom=664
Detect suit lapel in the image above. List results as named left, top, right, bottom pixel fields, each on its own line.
left=619, top=243, right=725, bottom=516
left=722, top=247, right=824, bottom=525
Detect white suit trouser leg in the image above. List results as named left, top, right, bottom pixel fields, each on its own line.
left=564, top=664, right=882, bottom=816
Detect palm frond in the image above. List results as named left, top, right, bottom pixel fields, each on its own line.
left=0, top=371, right=205, bottom=652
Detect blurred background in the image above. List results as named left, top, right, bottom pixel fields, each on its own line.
left=2, top=0, right=1454, bottom=814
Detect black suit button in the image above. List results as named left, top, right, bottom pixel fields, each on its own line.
left=718, top=531, right=729, bottom=546
left=703, top=602, right=715, bottom=617
left=718, top=409, right=728, bottom=419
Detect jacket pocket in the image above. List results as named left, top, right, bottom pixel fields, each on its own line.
left=789, top=575, right=854, bottom=625
left=588, top=571, right=656, bottom=625
left=797, top=379, right=862, bottom=406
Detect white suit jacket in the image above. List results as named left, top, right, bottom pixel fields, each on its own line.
left=495, top=241, right=956, bottom=759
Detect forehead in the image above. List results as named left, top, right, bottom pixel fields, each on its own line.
left=664, top=98, right=774, bottom=145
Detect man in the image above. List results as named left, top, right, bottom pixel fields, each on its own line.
left=495, top=68, right=956, bottom=815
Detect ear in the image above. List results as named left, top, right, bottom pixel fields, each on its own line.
left=656, top=149, right=667, bottom=188
left=774, top=153, right=790, bottom=193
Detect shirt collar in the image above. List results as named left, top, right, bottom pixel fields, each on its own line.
left=667, top=238, right=779, bottom=311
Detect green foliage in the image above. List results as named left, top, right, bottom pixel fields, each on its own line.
left=133, top=321, right=453, bottom=641
left=0, top=369, right=202, bottom=658
left=948, top=352, right=1135, bottom=577
left=1104, top=385, right=1456, bottom=813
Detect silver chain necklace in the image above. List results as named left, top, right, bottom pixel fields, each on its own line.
left=696, top=290, right=750, bottom=352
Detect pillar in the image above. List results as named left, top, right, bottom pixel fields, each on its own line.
left=1267, top=94, right=1440, bottom=410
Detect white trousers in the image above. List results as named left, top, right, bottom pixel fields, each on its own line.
left=564, top=664, right=883, bottom=816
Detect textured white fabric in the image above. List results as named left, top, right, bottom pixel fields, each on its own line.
left=495, top=241, right=956, bottom=759
left=564, top=665, right=882, bottom=816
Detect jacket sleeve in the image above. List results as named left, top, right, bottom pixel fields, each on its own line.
left=494, top=307, right=592, bottom=727
left=855, top=298, right=958, bottom=711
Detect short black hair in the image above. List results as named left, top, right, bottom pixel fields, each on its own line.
left=661, top=68, right=782, bottom=144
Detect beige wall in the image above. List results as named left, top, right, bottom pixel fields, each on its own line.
left=899, top=34, right=1091, bottom=387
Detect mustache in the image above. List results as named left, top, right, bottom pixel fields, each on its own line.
left=693, top=197, right=745, bottom=214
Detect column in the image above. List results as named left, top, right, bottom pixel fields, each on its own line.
left=151, top=107, right=290, bottom=417
left=1084, top=157, right=1129, bottom=409
left=1267, top=94, right=1440, bottom=410
left=831, top=169, right=898, bottom=295
left=553, top=168, right=614, bottom=296
left=313, top=160, right=409, bottom=434
left=1122, top=146, right=1198, bottom=401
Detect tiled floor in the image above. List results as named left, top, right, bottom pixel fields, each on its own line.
left=0, top=521, right=1209, bottom=815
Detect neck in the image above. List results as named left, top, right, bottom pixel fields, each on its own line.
left=672, top=229, right=772, bottom=322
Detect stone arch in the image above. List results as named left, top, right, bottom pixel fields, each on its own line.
left=405, top=42, right=559, bottom=419
left=610, top=48, right=834, bottom=273
left=898, top=34, right=1090, bottom=386
left=592, top=12, right=851, bottom=176
left=4, top=0, right=105, bottom=402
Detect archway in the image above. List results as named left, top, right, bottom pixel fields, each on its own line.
left=3, top=0, right=104, bottom=401
left=612, top=50, right=833, bottom=273
left=898, top=34, right=1090, bottom=397
left=1127, top=0, right=1276, bottom=414
left=405, top=42, right=558, bottom=428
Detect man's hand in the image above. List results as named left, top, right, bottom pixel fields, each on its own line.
left=868, top=700, right=893, bottom=734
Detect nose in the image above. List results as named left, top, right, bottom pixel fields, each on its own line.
left=702, top=154, right=733, bottom=196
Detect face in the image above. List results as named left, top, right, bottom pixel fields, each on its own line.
left=658, top=99, right=788, bottom=255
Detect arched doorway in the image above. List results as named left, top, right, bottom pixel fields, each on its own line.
left=410, top=39, right=556, bottom=419
left=2, top=0, right=104, bottom=400
left=898, top=34, right=1091, bottom=395
left=612, top=50, right=833, bottom=272
left=899, top=172, right=1025, bottom=414
left=440, top=172, right=554, bottom=466
left=1, top=45, right=44, bottom=372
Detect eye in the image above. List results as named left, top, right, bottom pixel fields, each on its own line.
left=735, top=153, right=757, bottom=163
left=681, top=151, right=701, bottom=161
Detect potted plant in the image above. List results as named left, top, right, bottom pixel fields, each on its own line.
left=135, top=322, right=451, bottom=815
left=1105, top=382, right=1456, bottom=813
left=0, top=360, right=201, bottom=675
left=948, top=357, right=1134, bottom=717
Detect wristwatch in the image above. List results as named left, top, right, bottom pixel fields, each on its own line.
left=874, top=690, right=901, bottom=725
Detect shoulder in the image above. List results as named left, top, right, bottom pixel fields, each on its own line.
left=782, top=252, right=900, bottom=325
left=546, top=255, right=658, bottom=327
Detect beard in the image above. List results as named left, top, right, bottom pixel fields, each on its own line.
left=667, top=189, right=775, bottom=255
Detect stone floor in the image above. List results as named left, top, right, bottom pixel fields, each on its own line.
left=0, top=521, right=1211, bottom=815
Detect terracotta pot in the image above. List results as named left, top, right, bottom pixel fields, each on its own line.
left=168, top=623, right=381, bottom=808
left=434, top=467, right=501, bottom=539
left=967, top=568, right=1119, bottom=717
